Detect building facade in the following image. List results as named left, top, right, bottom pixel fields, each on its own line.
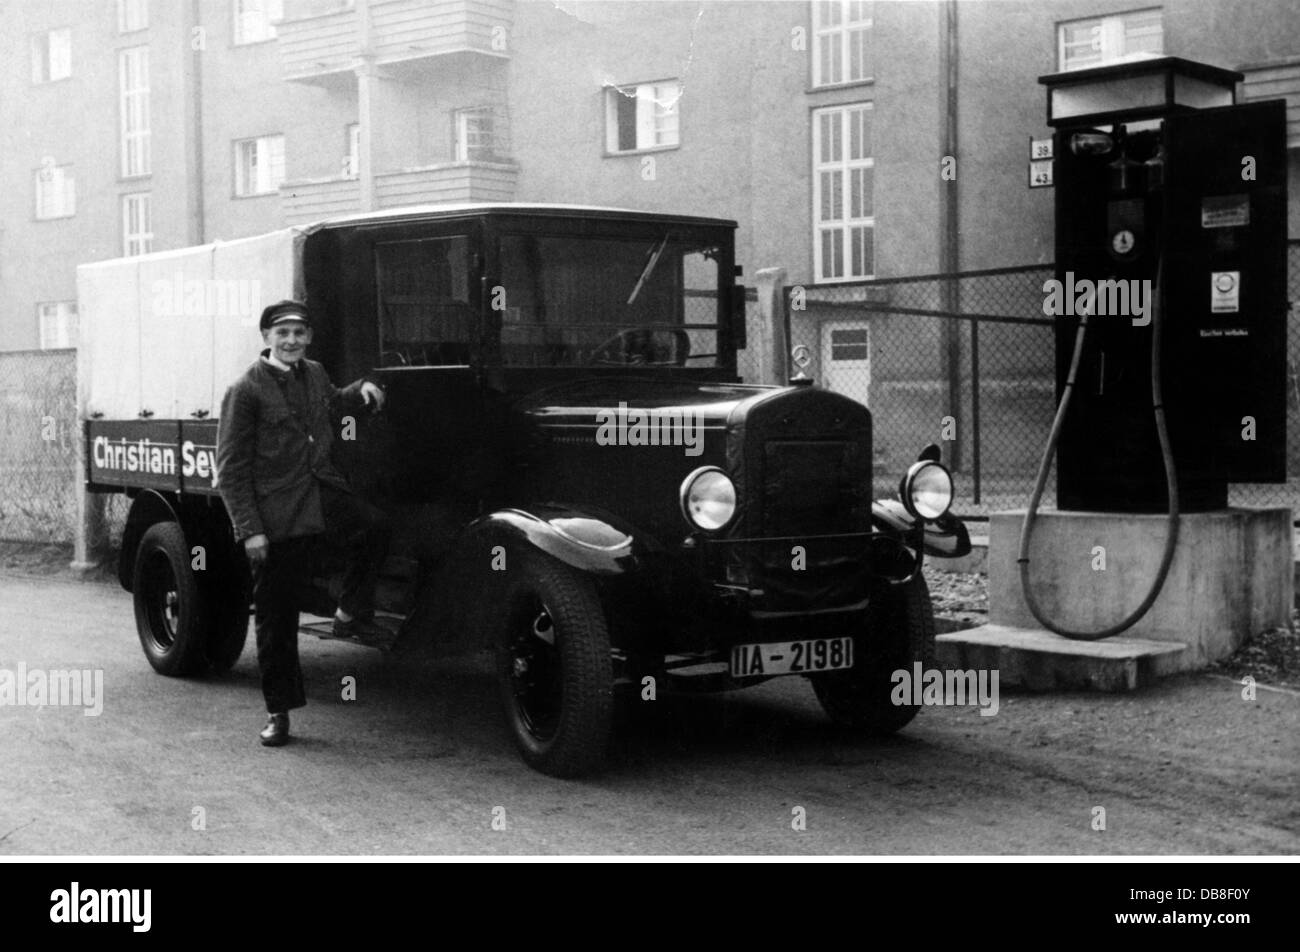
left=2, top=0, right=1297, bottom=360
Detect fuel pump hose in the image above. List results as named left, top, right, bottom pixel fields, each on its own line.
left=1017, top=257, right=1180, bottom=640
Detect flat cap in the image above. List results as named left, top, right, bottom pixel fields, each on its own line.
left=259, top=299, right=311, bottom=331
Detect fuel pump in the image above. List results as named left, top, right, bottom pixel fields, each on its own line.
left=1020, top=57, right=1288, bottom=640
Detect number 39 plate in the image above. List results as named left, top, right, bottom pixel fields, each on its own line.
left=730, top=637, right=854, bottom=678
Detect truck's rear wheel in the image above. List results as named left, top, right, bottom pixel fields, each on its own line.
left=494, top=551, right=613, bottom=777
left=133, top=521, right=208, bottom=677
left=811, top=571, right=935, bottom=734
left=203, top=571, right=249, bottom=674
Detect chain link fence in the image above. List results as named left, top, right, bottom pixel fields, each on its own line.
left=0, top=350, right=79, bottom=543
left=789, top=242, right=1300, bottom=518
left=0, top=350, right=130, bottom=548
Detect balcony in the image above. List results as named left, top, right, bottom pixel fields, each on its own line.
left=279, top=0, right=513, bottom=84
left=281, top=175, right=363, bottom=225
left=281, top=161, right=518, bottom=225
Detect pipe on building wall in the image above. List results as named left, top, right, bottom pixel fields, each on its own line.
left=187, top=0, right=206, bottom=245
left=938, top=0, right=962, bottom=472
left=357, top=0, right=376, bottom=210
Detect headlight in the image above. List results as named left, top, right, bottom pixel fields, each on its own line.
left=900, top=461, right=953, bottom=521
left=679, top=466, right=736, bottom=531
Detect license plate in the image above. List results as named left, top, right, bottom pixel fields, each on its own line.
left=730, top=637, right=854, bottom=678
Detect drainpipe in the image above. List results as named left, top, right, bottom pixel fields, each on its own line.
left=938, top=0, right=961, bottom=472
left=187, top=0, right=206, bottom=243
left=356, top=0, right=376, bottom=211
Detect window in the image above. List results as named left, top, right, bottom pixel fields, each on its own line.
left=830, top=327, right=869, bottom=360
left=498, top=233, right=723, bottom=368
left=31, top=29, right=72, bottom=84
left=37, top=302, right=79, bottom=349
left=234, top=135, right=286, bottom=196
left=377, top=237, right=474, bottom=367
left=1059, top=9, right=1163, bottom=72
left=344, top=123, right=360, bottom=177
left=34, top=164, right=76, bottom=219
left=120, top=47, right=151, bottom=178
left=604, top=81, right=680, bottom=154
left=812, top=1, right=871, bottom=87
left=234, top=0, right=283, bottom=45
left=812, top=104, right=874, bottom=281
left=454, top=106, right=510, bottom=162
left=118, top=0, right=148, bottom=33
left=123, top=193, right=153, bottom=257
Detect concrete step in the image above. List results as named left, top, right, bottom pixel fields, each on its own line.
left=935, top=623, right=1187, bottom=692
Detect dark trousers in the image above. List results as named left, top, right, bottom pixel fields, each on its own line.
left=319, top=483, right=391, bottom=619
left=254, top=485, right=391, bottom=714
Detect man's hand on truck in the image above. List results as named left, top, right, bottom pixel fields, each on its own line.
left=245, top=533, right=270, bottom=571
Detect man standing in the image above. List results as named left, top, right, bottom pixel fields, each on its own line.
left=216, top=300, right=391, bottom=747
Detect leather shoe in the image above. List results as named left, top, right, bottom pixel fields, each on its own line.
left=259, top=712, right=290, bottom=747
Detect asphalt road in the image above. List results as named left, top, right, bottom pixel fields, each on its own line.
left=1, top=573, right=1296, bottom=855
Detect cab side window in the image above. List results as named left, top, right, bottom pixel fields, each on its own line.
left=375, top=237, right=473, bottom=367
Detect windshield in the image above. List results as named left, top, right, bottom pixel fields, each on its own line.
left=496, top=232, right=724, bottom=368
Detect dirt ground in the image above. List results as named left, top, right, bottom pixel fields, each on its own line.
left=1, top=540, right=1295, bottom=855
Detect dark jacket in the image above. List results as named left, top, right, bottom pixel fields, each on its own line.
left=216, top=353, right=371, bottom=542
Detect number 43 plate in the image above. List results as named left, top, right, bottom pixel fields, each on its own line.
left=730, top=637, right=854, bottom=678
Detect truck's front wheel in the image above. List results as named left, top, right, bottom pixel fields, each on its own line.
left=494, top=551, right=613, bottom=777
left=811, top=571, right=935, bottom=734
left=133, top=521, right=208, bottom=677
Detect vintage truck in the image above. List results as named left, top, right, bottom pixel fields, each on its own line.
left=77, top=203, right=968, bottom=776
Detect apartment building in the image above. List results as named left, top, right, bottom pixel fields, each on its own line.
left=1, top=0, right=1297, bottom=359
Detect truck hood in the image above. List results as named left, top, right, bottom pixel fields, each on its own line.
left=513, top=377, right=774, bottom=428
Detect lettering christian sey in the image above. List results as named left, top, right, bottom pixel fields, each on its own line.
left=594, top=402, right=704, bottom=457
left=91, top=436, right=218, bottom=485
left=1043, top=272, right=1153, bottom=326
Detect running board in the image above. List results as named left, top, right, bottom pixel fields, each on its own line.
left=299, top=613, right=403, bottom=652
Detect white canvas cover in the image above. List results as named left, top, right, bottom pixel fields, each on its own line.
left=77, top=227, right=307, bottom=421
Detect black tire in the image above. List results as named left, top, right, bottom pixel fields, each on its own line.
left=811, top=572, right=936, bottom=734
left=132, top=521, right=208, bottom=677
left=494, top=550, right=614, bottom=777
left=202, top=570, right=249, bottom=674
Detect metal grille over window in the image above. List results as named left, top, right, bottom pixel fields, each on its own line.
left=454, top=106, right=511, bottom=163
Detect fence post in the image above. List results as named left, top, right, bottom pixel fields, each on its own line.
left=970, top=319, right=981, bottom=504
left=754, top=267, right=789, bottom=385
left=71, top=419, right=105, bottom=571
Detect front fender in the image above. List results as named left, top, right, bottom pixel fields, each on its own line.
left=118, top=490, right=181, bottom=591
left=468, top=506, right=638, bottom=576
left=871, top=499, right=972, bottom=559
